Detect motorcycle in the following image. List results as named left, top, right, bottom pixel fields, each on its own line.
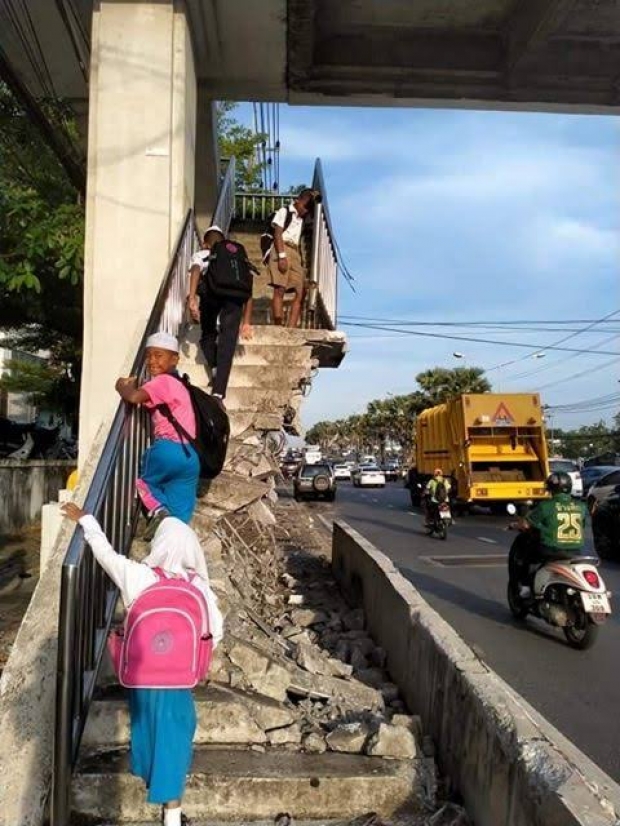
left=425, top=497, right=452, bottom=540
left=506, top=503, right=611, bottom=650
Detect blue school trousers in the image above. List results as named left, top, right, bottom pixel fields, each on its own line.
left=138, top=438, right=199, bottom=523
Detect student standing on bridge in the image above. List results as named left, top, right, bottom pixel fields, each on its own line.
left=61, top=503, right=223, bottom=826
left=115, top=332, right=200, bottom=537
left=187, top=225, right=254, bottom=407
left=267, top=189, right=317, bottom=328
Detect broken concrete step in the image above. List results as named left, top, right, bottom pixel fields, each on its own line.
left=72, top=748, right=422, bottom=822
left=227, top=411, right=284, bottom=438
left=181, top=362, right=309, bottom=391
left=224, top=387, right=301, bottom=414
left=82, top=684, right=297, bottom=750
left=195, top=472, right=271, bottom=514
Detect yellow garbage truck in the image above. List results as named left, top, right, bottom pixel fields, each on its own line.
left=409, top=393, right=550, bottom=511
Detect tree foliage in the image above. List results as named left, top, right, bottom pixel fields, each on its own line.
left=217, top=101, right=266, bottom=191
left=0, top=82, right=84, bottom=421
left=306, top=366, right=492, bottom=459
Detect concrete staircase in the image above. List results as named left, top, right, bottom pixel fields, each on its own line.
left=66, top=227, right=364, bottom=824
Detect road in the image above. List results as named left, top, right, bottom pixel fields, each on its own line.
left=304, top=480, right=620, bottom=781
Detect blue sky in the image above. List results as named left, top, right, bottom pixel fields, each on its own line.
left=239, top=104, right=620, bottom=431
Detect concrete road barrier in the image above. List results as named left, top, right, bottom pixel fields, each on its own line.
left=332, top=520, right=620, bottom=826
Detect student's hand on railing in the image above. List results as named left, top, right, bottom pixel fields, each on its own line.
left=61, top=502, right=87, bottom=522
left=240, top=323, right=253, bottom=341
left=115, top=376, right=137, bottom=395
left=188, top=295, right=200, bottom=323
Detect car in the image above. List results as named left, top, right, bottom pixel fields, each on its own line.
left=382, top=462, right=400, bottom=482
left=549, top=458, right=583, bottom=498
left=293, top=462, right=336, bottom=502
left=352, top=464, right=386, bottom=488
left=587, top=467, right=620, bottom=513
left=333, top=464, right=351, bottom=480
left=592, top=489, right=620, bottom=560
left=580, top=465, right=618, bottom=498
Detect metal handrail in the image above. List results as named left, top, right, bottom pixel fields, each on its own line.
left=235, top=191, right=288, bottom=223
left=212, top=156, right=236, bottom=233
left=309, top=159, right=338, bottom=329
left=50, top=207, right=199, bottom=826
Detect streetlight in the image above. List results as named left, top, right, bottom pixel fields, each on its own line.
left=533, top=352, right=546, bottom=359
left=453, top=352, right=465, bottom=359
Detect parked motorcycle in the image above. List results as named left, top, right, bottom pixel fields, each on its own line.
left=506, top=503, right=611, bottom=650
left=425, top=499, right=452, bottom=540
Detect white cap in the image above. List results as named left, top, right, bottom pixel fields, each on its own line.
left=205, top=224, right=224, bottom=235
left=145, top=331, right=179, bottom=353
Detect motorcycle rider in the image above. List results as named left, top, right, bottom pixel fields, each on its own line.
left=424, top=468, right=451, bottom=526
left=509, top=471, right=589, bottom=598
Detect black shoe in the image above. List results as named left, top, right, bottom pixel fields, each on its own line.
left=211, top=393, right=226, bottom=411
left=143, top=507, right=170, bottom=541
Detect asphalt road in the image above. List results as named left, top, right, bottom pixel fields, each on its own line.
left=303, top=480, right=620, bottom=781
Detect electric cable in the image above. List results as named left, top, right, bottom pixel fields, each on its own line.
left=338, top=320, right=620, bottom=356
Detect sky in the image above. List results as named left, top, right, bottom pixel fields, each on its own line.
left=239, top=104, right=620, bottom=432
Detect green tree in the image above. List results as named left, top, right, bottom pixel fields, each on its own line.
left=217, top=102, right=266, bottom=191
left=415, top=366, right=491, bottom=406
left=0, top=82, right=84, bottom=422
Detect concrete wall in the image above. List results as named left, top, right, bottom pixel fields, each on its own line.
left=0, top=460, right=75, bottom=532
left=332, top=521, right=620, bottom=826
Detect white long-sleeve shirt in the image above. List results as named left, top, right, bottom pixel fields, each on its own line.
left=79, top=515, right=224, bottom=646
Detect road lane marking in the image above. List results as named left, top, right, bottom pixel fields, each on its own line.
left=477, top=537, right=498, bottom=545
left=421, top=553, right=506, bottom=568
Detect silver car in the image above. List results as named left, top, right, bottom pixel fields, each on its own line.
left=587, top=467, right=620, bottom=513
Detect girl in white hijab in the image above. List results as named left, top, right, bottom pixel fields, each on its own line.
left=62, top=503, right=223, bottom=826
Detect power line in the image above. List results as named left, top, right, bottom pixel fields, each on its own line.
left=508, top=333, right=620, bottom=382
left=339, top=320, right=620, bottom=356
left=535, top=355, right=620, bottom=391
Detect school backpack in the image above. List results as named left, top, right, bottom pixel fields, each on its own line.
left=200, top=239, right=255, bottom=302
left=157, top=373, right=230, bottom=480
left=434, top=480, right=448, bottom=503
left=107, top=568, right=213, bottom=689
left=259, top=207, right=295, bottom=260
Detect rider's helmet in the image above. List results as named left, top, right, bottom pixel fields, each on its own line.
left=546, top=471, right=572, bottom=495
left=433, top=467, right=443, bottom=476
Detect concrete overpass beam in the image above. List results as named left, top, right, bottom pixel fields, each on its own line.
left=504, top=0, right=578, bottom=75
left=79, top=1, right=197, bottom=460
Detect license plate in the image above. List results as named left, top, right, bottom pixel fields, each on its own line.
left=581, top=592, right=611, bottom=614
left=440, top=509, right=452, bottom=520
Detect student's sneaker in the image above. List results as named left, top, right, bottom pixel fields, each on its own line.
left=211, top=393, right=226, bottom=411
left=143, top=506, right=170, bottom=541
left=160, top=807, right=191, bottom=825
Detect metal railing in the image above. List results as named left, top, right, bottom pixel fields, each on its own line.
left=234, top=191, right=288, bottom=223
left=212, top=156, right=236, bottom=234
left=50, top=207, right=200, bottom=825
left=309, top=159, right=338, bottom=330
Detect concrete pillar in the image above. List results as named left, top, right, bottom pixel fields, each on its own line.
left=194, top=92, right=220, bottom=237
left=79, top=0, right=197, bottom=463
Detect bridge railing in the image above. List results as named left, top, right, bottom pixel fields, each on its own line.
left=50, top=207, right=202, bottom=825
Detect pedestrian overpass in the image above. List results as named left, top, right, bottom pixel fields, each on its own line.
left=0, top=3, right=618, bottom=824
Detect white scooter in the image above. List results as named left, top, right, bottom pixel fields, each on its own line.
left=506, top=504, right=611, bottom=650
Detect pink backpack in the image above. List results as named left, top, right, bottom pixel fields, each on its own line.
left=107, top=568, right=213, bottom=689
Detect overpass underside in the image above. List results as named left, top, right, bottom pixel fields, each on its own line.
left=1, top=0, right=619, bottom=114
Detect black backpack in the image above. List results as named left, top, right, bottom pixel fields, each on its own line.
left=201, top=239, right=256, bottom=302
left=435, top=480, right=447, bottom=503
left=156, top=373, right=230, bottom=480
left=260, top=208, right=295, bottom=259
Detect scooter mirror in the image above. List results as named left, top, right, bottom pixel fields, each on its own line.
left=506, top=503, right=517, bottom=516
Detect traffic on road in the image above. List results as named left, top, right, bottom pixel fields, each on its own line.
left=281, top=469, right=620, bottom=782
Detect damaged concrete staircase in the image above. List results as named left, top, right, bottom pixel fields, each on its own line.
left=65, top=227, right=430, bottom=824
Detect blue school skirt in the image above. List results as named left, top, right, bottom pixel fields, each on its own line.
left=129, top=688, right=196, bottom=804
